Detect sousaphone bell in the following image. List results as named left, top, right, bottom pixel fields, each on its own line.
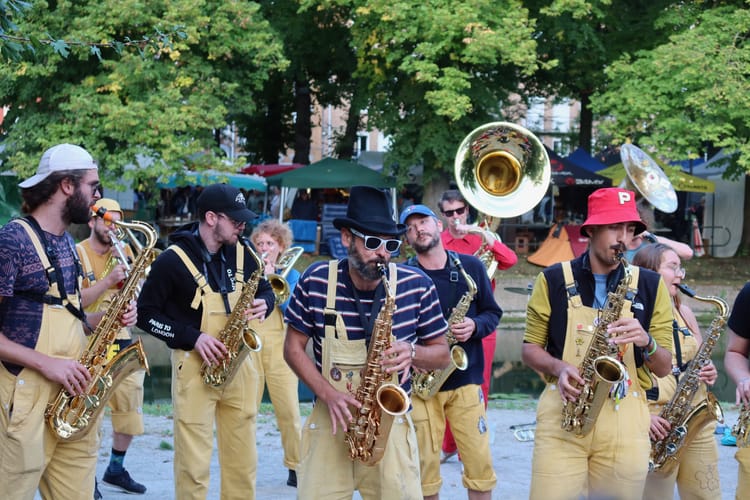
left=454, top=122, right=551, bottom=218
left=619, top=142, right=678, bottom=214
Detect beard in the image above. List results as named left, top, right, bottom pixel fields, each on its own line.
left=63, top=187, right=92, bottom=225
left=411, top=231, right=440, bottom=254
left=347, top=243, right=384, bottom=281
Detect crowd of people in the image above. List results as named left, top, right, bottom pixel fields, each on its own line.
left=1, top=143, right=749, bottom=500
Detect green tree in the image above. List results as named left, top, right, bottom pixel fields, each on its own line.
left=0, top=0, right=287, bottom=188
left=591, top=2, right=750, bottom=177
left=323, top=0, right=542, bottom=184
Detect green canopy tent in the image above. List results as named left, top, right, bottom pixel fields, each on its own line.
left=265, top=157, right=398, bottom=221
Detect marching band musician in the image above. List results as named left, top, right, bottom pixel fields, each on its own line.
left=249, top=219, right=302, bottom=488
left=0, top=144, right=137, bottom=500
left=283, top=186, right=450, bottom=499
left=136, top=184, right=274, bottom=500
left=521, top=187, right=673, bottom=499
left=77, top=198, right=147, bottom=496
left=633, top=243, right=721, bottom=499
left=438, top=188, right=516, bottom=462
left=400, top=204, right=501, bottom=500
left=723, top=281, right=750, bottom=498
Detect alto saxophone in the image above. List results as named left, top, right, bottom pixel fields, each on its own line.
left=649, top=284, right=726, bottom=473
left=345, top=263, right=410, bottom=465
left=733, top=405, right=750, bottom=447
left=201, top=237, right=263, bottom=387
left=561, top=257, right=629, bottom=437
left=412, top=254, right=472, bottom=400
left=46, top=215, right=156, bottom=441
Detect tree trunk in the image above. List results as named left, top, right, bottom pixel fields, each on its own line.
left=579, top=91, right=593, bottom=152
left=335, top=91, right=362, bottom=161
left=293, top=79, right=311, bottom=165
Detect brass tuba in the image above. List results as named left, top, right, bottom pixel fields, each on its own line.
left=619, top=142, right=678, bottom=214
left=454, top=122, right=551, bottom=219
left=267, top=246, right=304, bottom=304
left=46, top=208, right=155, bottom=441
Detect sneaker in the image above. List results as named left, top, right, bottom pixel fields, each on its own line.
left=287, top=469, right=297, bottom=488
left=102, top=468, right=147, bottom=494
left=94, top=479, right=102, bottom=500
left=440, top=450, right=457, bottom=464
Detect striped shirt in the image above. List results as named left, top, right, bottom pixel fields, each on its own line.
left=285, top=258, right=448, bottom=392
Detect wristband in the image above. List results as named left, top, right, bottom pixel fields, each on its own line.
left=643, top=335, right=657, bottom=361
left=410, top=343, right=417, bottom=359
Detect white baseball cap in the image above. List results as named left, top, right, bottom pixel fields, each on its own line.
left=18, top=143, right=98, bottom=188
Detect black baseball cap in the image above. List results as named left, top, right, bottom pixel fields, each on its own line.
left=196, top=184, right=257, bottom=223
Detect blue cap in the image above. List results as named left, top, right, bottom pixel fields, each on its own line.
left=399, top=204, right=437, bottom=224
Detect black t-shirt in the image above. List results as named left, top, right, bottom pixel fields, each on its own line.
left=728, top=282, right=750, bottom=339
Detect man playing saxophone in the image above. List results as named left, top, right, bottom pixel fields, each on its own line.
left=0, top=144, right=137, bottom=500
left=77, top=197, right=147, bottom=496
left=438, top=188, right=517, bottom=461
left=522, top=187, right=673, bottom=500
left=136, top=183, right=274, bottom=500
left=633, top=243, right=721, bottom=499
left=723, top=281, right=750, bottom=498
left=283, top=186, right=450, bottom=500
left=400, top=204, right=501, bottom=500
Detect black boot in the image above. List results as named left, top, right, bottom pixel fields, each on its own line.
left=286, top=469, right=297, bottom=488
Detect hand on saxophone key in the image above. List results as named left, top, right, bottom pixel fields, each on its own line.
left=450, top=318, right=476, bottom=343
left=243, top=298, right=268, bottom=322
left=382, top=340, right=413, bottom=384
left=736, top=376, right=750, bottom=406
left=699, top=361, right=718, bottom=386
left=321, top=385, right=361, bottom=436
left=555, top=362, right=584, bottom=403
left=649, top=414, right=672, bottom=441
left=606, top=318, right=650, bottom=348
left=195, top=333, right=229, bottom=366
left=119, top=300, right=138, bottom=327
left=41, top=357, right=91, bottom=396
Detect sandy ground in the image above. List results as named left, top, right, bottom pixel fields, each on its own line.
left=85, top=403, right=742, bottom=500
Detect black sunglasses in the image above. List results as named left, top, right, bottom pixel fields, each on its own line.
left=442, top=206, right=467, bottom=217
left=350, top=228, right=402, bottom=253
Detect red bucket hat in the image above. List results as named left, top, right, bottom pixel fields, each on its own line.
left=580, top=187, right=646, bottom=237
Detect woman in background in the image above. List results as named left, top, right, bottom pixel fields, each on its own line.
left=250, top=219, right=302, bottom=488
left=634, top=243, right=721, bottom=500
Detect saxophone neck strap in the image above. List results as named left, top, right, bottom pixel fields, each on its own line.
left=14, top=217, right=88, bottom=326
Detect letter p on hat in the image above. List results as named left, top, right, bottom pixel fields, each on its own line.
left=19, top=144, right=98, bottom=189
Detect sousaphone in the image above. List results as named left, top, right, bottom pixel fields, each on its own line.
left=454, top=122, right=551, bottom=218
left=619, top=143, right=678, bottom=213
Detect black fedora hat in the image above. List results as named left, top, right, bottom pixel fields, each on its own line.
left=333, top=186, right=406, bottom=236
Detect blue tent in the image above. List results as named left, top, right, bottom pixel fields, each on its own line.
left=157, top=170, right=267, bottom=192
left=566, top=147, right=608, bottom=172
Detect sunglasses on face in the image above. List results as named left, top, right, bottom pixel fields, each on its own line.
left=442, top=206, right=467, bottom=217
left=349, top=228, right=402, bottom=253
left=217, top=213, right=246, bottom=228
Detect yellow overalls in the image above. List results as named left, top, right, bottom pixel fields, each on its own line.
left=644, top=308, right=721, bottom=500
left=170, top=245, right=259, bottom=500
left=297, top=261, right=422, bottom=500
left=530, top=263, right=651, bottom=500
left=0, top=220, right=97, bottom=500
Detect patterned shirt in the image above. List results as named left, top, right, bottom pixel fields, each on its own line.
left=0, top=220, right=81, bottom=374
left=284, top=258, right=448, bottom=393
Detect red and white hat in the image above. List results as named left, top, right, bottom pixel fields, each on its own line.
left=580, top=187, right=646, bottom=237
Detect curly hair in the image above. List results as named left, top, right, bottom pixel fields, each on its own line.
left=251, top=218, right=293, bottom=252
left=21, top=170, right=87, bottom=214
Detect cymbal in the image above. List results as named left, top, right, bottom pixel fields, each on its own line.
left=504, top=286, right=533, bottom=295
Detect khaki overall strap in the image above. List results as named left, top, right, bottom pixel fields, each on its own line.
left=562, top=261, right=582, bottom=308
left=76, top=242, right=97, bottom=285
left=168, top=245, right=210, bottom=310
left=324, top=260, right=347, bottom=340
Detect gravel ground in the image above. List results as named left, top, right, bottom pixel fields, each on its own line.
left=85, top=403, right=741, bottom=500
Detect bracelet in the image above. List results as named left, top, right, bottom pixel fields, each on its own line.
left=410, top=343, right=417, bottom=359
left=647, top=336, right=658, bottom=356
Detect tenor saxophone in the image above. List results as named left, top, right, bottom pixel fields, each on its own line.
left=649, top=284, right=726, bottom=473
left=733, top=405, right=750, bottom=447
left=561, top=258, right=629, bottom=437
left=345, top=263, right=410, bottom=465
left=412, top=254, right=473, bottom=400
left=46, top=215, right=156, bottom=441
left=200, top=237, right=263, bottom=387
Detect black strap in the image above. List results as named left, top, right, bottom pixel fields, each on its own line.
left=349, top=282, right=384, bottom=342
left=407, top=251, right=460, bottom=319
left=672, top=319, right=690, bottom=377
left=195, top=231, right=232, bottom=314
left=23, top=216, right=87, bottom=325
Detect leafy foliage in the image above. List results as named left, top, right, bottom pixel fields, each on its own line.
left=592, top=2, right=750, bottom=178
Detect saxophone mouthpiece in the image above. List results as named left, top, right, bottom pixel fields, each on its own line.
left=676, top=283, right=696, bottom=297
left=91, top=205, right=115, bottom=222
